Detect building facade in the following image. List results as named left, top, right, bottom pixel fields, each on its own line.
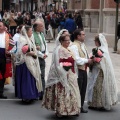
left=0, top=0, right=38, bottom=12
left=37, top=0, right=67, bottom=12
left=67, top=0, right=120, bottom=48
left=37, top=0, right=48, bottom=12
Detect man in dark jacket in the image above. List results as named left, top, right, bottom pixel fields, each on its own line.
left=16, top=12, right=24, bottom=26
left=64, top=14, right=76, bottom=42
left=76, top=14, right=83, bottom=30
left=50, top=14, right=59, bottom=39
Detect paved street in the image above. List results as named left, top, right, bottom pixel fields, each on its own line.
left=0, top=100, right=120, bottom=120
left=0, top=33, right=120, bottom=120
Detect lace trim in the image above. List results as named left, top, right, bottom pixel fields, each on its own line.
left=59, top=46, right=75, bottom=59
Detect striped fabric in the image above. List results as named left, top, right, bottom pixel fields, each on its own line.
left=8, top=39, right=15, bottom=51
left=5, top=32, right=10, bottom=51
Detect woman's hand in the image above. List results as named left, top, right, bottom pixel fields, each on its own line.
left=36, top=46, right=40, bottom=51
left=27, top=51, right=35, bottom=56
left=43, top=54, right=47, bottom=59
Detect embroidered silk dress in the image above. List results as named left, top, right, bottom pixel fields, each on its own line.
left=15, top=35, right=42, bottom=100
left=87, top=34, right=118, bottom=110
left=42, top=46, right=80, bottom=116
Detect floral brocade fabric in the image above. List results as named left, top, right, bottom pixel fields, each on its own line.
left=42, top=46, right=80, bottom=116
left=42, top=82, right=80, bottom=115
left=88, top=69, right=104, bottom=108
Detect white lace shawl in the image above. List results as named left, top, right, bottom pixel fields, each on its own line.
left=99, top=34, right=118, bottom=109
left=87, top=63, right=100, bottom=102
left=46, top=29, right=77, bottom=95
left=15, top=26, right=43, bottom=92
left=46, top=46, right=75, bottom=95
left=55, top=29, right=68, bottom=48
left=88, top=34, right=118, bottom=110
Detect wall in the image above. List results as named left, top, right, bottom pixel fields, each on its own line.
left=91, top=0, right=100, bottom=9
left=0, top=0, right=2, bottom=10
left=105, top=0, right=116, bottom=8
left=73, top=1, right=81, bottom=10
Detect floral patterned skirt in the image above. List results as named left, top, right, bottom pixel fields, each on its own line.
left=88, top=69, right=104, bottom=108
left=42, top=71, right=80, bottom=116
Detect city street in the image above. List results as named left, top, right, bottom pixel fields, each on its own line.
left=0, top=33, right=120, bottom=120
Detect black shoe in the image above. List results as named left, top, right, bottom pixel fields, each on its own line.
left=81, top=108, right=88, bottom=113
left=55, top=113, right=63, bottom=118
left=0, top=95, right=7, bottom=99
left=98, top=107, right=106, bottom=111
left=88, top=106, right=96, bottom=110
left=39, top=96, right=43, bottom=100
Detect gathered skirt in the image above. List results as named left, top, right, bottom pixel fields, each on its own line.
left=15, top=63, right=39, bottom=99
left=42, top=71, right=80, bottom=116
left=88, top=69, right=103, bottom=108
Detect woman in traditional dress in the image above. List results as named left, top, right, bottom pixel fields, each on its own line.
left=12, top=25, right=23, bottom=85
left=3, top=25, right=15, bottom=85
left=87, top=34, right=118, bottom=110
left=15, top=26, right=42, bottom=103
left=2, top=12, right=9, bottom=26
left=42, top=29, right=81, bottom=117
left=45, top=24, right=53, bottom=43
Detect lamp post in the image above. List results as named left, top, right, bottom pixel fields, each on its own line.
left=2, top=0, right=4, bottom=10
left=114, top=0, right=120, bottom=52
left=31, top=0, right=33, bottom=12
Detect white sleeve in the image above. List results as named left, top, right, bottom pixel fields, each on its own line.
left=10, top=46, right=16, bottom=54
left=70, top=45, right=88, bottom=65
left=13, top=35, right=19, bottom=43
left=37, top=51, right=44, bottom=58
left=45, top=41, right=49, bottom=56
left=37, top=44, right=49, bottom=58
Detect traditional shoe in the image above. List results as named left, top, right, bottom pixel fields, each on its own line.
left=81, top=108, right=88, bottom=113
left=0, top=95, right=7, bottom=99
left=74, top=114, right=80, bottom=116
left=88, top=106, right=96, bottom=110
left=98, top=107, right=106, bottom=111
left=56, top=113, right=62, bottom=118
left=39, top=96, right=43, bottom=100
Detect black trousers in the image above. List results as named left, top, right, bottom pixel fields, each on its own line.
left=77, top=69, right=87, bottom=108
left=38, top=58, right=45, bottom=95
left=69, top=31, right=74, bottom=42
left=0, top=58, right=6, bottom=95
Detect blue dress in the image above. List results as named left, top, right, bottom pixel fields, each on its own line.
left=15, top=63, right=39, bottom=100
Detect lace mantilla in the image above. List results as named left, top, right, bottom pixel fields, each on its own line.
left=59, top=46, right=75, bottom=59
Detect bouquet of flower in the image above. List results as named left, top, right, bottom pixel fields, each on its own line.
left=90, top=48, right=103, bottom=63
left=60, top=62, right=72, bottom=71
left=22, top=44, right=37, bottom=59
left=89, top=48, right=104, bottom=71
